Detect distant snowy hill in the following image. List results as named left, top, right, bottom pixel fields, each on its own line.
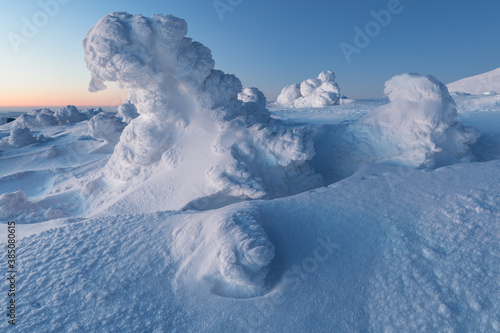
left=447, top=67, right=500, bottom=94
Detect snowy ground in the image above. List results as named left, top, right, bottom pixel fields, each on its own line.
left=0, top=91, right=499, bottom=332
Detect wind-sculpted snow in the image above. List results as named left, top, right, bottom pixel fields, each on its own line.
left=88, top=112, right=126, bottom=145
left=341, top=73, right=480, bottom=169
left=2, top=160, right=500, bottom=332
left=82, top=12, right=321, bottom=211
left=2, top=126, right=43, bottom=148
left=171, top=209, right=275, bottom=298
left=13, top=106, right=99, bottom=129
left=14, top=109, right=59, bottom=128
left=0, top=190, right=64, bottom=223
left=277, top=71, right=341, bottom=108
left=116, top=100, right=139, bottom=123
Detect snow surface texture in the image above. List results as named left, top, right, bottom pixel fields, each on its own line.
left=82, top=12, right=322, bottom=212
left=2, top=160, right=499, bottom=332
left=276, top=71, right=341, bottom=108
left=447, top=67, right=500, bottom=94
left=339, top=73, right=480, bottom=170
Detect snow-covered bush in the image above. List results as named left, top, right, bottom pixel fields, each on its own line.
left=117, top=100, right=139, bottom=123
left=55, top=105, right=89, bottom=124
left=7, top=126, right=39, bottom=147
left=345, top=73, right=480, bottom=168
left=83, top=12, right=322, bottom=201
left=277, top=71, right=341, bottom=108
left=81, top=107, right=103, bottom=120
left=88, top=112, right=127, bottom=145
left=14, top=108, right=58, bottom=128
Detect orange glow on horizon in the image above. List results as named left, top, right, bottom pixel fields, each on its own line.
left=1, top=84, right=128, bottom=108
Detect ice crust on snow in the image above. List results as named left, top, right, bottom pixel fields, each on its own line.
left=83, top=12, right=322, bottom=205
left=276, top=71, right=341, bottom=108
left=342, top=73, right=480, bottom=169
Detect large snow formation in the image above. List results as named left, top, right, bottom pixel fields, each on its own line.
left=447, top=67, right=500, bottom=95
left=341, top=73, right=480, bottom=169
left=83, top=12, right=321, bottom=210
left=276, top=71, right=341, bottom=108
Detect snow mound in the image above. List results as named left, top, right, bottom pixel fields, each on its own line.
left=116, top=100, right=139, bottom=123
left=88, top=112, right=126, bottom=145
left=5, top=126, right=43, bottom=148
left=447, top=67, right=500, bottom=94
left=277, top=71, right=341, bottom=108
left=172, top=209, right=274, bottom=298
left=55, top=105, right=95, bottom=124
left=0, top=190, right=64, bottom=223
left=14, top=108, right=59, bottom=128
left=82, top=12, right=321, bottom=211
left=343, top=73, right=480, bottom=169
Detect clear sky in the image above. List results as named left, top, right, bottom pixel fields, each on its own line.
left=1, top=0, right=499, bottom=107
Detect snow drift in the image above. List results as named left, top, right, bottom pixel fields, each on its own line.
left=447, top=67, right=500, bottom=95
left=276, top=71, right=341, bottom=108
left=82, top=12, right=321, bottom=212
left=336, top=73, right=480, bottom=171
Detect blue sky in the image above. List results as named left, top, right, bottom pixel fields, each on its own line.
left=1, top=0, right=499, bottom=106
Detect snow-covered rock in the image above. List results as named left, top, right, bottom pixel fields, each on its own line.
left=447, top=67, right=500, bottom=95
left=277, top=71, right=341, bottom=108
left=88, top=112, right=127, bottom=145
